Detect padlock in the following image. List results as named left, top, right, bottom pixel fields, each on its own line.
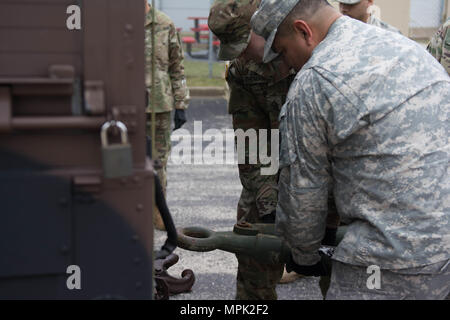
left=101, top=121, right=133, bottom=178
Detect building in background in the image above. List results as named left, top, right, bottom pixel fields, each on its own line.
left=153, top=0, right=449, bottom=40
left=410, top=0, right=448, bottom=39
left=331, top=0, right=448, bottom=38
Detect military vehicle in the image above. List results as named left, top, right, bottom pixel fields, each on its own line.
left=0, top=0, right=343, bottom=300
left=0, top=0, right=155, bottom=299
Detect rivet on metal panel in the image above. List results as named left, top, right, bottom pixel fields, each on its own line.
left=131, top=235, right=139, bottom=242
left=125, top=24, right=134, bottom=32
left=126, top=58, right=135, bottom=69
left=135, top=281, right=143, bottom=290
left=60, top=245, right=70, bottom=255
left=59, top=197, right=69, bottom=207
left=134, top=257, right=142, bottom=265
left=136, top=204, right=144, bottom=212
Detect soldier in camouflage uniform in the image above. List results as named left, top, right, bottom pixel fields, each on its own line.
left=427, top=18, right=450, bottom=75
left=428, top=18, right=450, bottom=301
left=252, top=0, right=450, bottom=299
left=336, top=0, right=401, bottom=34
left=208, top=0, right=294, bottom=300
left=145, top=2, right=189, bottom=230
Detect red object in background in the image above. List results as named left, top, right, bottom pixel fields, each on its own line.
left=188, top=17, right=208, bottom=42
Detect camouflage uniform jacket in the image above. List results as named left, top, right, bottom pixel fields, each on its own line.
left=278, top=16, right=450, bottom=269
left=145, top=9, right=189, bottom=113
left=226, top=58, right=294, bottom=116
left=427, top=18, right=450, bottom=75
left=367, top=14, right=401, bottom=34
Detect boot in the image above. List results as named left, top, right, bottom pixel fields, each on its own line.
left=153, top=206, right=166, bottom=231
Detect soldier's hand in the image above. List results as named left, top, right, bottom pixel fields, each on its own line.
left=260, top=211, right=276, bottom=223
left=174, top=109, right=187, bottom=131
left=286, top=251, right=331, bottom=277
left=321, top=227, right=338, bottom=246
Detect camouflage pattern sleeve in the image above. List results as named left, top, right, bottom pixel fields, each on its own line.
left=277, top=16, right=450, bottom=270
left=367, top=15, right=402, bottom=34
left=168, top=22, right=190, bottom=110
left=427, top=18, right=450, bottom=75
left=277, top=70, right=331, bottom=266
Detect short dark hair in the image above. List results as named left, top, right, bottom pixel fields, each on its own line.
left=278, top=0, right=330, bottom=36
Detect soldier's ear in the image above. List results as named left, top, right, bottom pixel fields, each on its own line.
left=292, top=20, right=313, bottom=44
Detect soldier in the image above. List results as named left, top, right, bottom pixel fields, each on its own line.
left=208, top=0, right=295, bottom=299
left=336, top=0, right=401, bottom=34
left=145, top=1, right=189, bottom=230
left=252, top=0, right=450, bottom=299
left=427, top=18, right=450, bottom=75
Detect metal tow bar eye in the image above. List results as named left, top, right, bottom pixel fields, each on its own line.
left=176, top=227, right=219, bottom=252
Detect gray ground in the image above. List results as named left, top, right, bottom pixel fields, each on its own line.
left=153, top=98, right=323, bottom=300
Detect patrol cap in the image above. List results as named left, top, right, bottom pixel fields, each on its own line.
left=251, top=0, right=300, bottom=63
left=208, top=0, right=261, bottom=61
left=335, top=0, right=362, bottom=4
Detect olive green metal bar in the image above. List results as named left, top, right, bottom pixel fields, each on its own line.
left=177, top=224, right=347, bottom=265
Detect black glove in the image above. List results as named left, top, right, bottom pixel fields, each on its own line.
left=174, top=109, right=187, bottom=131
left=154, top=240, right=177, bottom=260
left=260, top=211, right=276, bottom=223
left=285, top=251, right=332, bottom=277
left=146, top=135, right=152, bottom=158
left=321, top=227, right=337, bottom=246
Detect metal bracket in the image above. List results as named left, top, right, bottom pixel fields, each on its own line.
left=0, top=65, right=75, bottom=96
left=73, top=175, right=103, bottom=195
left=0, top=87, right=12, bottom=133
left=84, top=81, right=105, bottom=115
left=154, top=254, right=195, bottom=300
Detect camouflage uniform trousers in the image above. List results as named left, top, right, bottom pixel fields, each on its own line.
left=232, top=94, right=284, bottom=300
left=146, top=111, right=171, bottom=195
left=326, top=260, right=450, bottom=300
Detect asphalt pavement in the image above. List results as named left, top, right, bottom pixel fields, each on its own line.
left=153, top=97, right=323, bottom=300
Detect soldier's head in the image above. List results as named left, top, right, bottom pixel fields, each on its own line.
left=145, top=1, right=151, bottom=14
left=208, top=0, right=265, bottom=62
left=251, top=0, right=339, bottom=71
left=336, top=0, right=373, bottom=23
